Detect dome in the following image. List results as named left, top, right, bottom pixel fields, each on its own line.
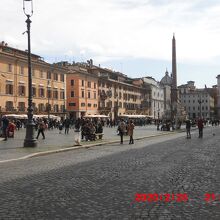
left=160, top=70, right=172, bottom=85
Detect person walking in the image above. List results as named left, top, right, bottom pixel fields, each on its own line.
left=197, top=118, right=204, bottom=138
left=127, top=120, right=135, bottom=144
left=185, top=119, right=191, bottom=139
left=36, top=119, right=45, bottom=139
left=118, top=119, right=126, bottom=144
left=64, top=118, right=70, bottom=134
left=2, top=116, right=9, bottom=141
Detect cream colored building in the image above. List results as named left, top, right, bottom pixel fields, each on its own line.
left=90, top=66, right=147, bottom=119
left=143, top=77, right=164, bottom=119
left=179, top=81, right=215, bottom=119
left=0, top=42, right=67, bottom=117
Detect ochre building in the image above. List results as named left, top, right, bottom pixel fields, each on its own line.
left=0, top=42, right=67, bottom=117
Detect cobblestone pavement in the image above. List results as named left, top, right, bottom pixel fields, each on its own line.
left=0, top=126, right=219, bottom=219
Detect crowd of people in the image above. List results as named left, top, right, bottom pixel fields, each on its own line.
left=0, top=115, right=219, bottom=142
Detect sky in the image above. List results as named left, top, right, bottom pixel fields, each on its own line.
left=1, top=0, right=220, bottom=88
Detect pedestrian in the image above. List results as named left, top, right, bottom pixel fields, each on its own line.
left=58, top=121, right=63, bottom=134
left=2, top=116, right=9, bottom=141
left=7, top=120, right=16, bottom=138
left=36, top=119, right=45, bottom=139
left=118, top=119, right=126, bottom=144
left=185, top=119, right=191, bottom=139
left=127, top=120, right=135, bottom=144
left=197, top=118, right=204, bottom=138
left=64, top=118, right=70, bottom=134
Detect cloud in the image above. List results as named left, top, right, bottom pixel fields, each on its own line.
left=1, top=0, right=220, bottom=69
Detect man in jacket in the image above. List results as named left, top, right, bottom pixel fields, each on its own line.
left=197, top=118, right=204, bottom=138
left=2, top=116, right=9, bottom=141
left=118, top=119, right=126, bottom=144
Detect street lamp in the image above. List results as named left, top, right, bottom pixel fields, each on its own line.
left=198, top=94, right=204, bottom=118
left=23, top=0, right=37, bottom=147
left=47, top=80, right=50, bottom=120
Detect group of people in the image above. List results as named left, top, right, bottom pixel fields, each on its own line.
left=80, top=120, right=103, bottom=141
left=0, top=116, right=16, bottom=141
left=185, top=117, right=205, bottom=139
left=117, top=119, right=135, bottom=144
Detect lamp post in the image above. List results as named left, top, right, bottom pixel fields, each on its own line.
left=23, top=0, right=37, bottom=147
left=198, top=93, right=204, bottom=118
left=47, top=80, right=50, bottom=120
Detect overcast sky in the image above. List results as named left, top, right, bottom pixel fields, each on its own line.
left=1, top=0, right=220, bottom=87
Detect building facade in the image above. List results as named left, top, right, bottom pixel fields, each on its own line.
left=179, top=81, right=215, bottom=119
left=160, top=70, right=172, bottom=120
left=63, top=61, right=151, bottom=120
left=65, top=63, right=99, bottom=119
left=143, top=77, right=164, bottom=119
left=0, top=42, right=67, bottom=117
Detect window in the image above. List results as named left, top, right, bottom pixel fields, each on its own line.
left=47, top=71, right=52, bottom=79
left=94, top=83, right=96, bottom=89
left=61, top=105, right=65, bottom=112
left=32, top=68, right=35, bottom=77
left=18, top=102, right=25, bottom=112
left=94, top=92, right=96, bottom=99
left=18, top=85, right=25, bottom=96
left=119, top=92, right=122, bottom=99
left=71, top=91, right=75, bottom=97
left=93, top=104, right=97, bottom=107
left=47, top=89, right=51, bottom=98
left=46, top=103, right=51, bottom=111
left=81, top=103, right=85, bottom=107
left=69, top=103, right=76, bottom=106
left=54, top=104, right=59, bottom=112
left=38, top=103, right=45, bottom=112
left=40, top=70, right=44, bottom=78
left=6, top=101, right=13, bottom=111
left=82, top=90, right=84, bottom=98
left=60, top=90, right=65, bottom=99
left=88, top=103, right=92, bottom=107
left=32, top=87, right=36, bottom=97
left=6, top=84, right=13, bottom=95
left=8, top=64, right=12, bottom=72
left=88, top=91, right=91, bottom=99
left=88, top=81, right=91, bottom=88
left=39, top=88, right=45, bottom=97
left=54, top=73, right=58, bottom=81
left=71, top=80, right=74, bottom=86
left=53, top=90, right=58, bottom=99
left=82, top=80, right=84, bottom=86
left=60, top=74, right=64, bottom=82
left=20, top=66, right=24, bottom=75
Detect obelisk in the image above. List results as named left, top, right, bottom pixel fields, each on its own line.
left=172, top=33, right=177, bottom=103
left=171, top=34, right=178, bottom=126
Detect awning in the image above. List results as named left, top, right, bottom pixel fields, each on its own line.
left=84, top=114, right=109, bottom=118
